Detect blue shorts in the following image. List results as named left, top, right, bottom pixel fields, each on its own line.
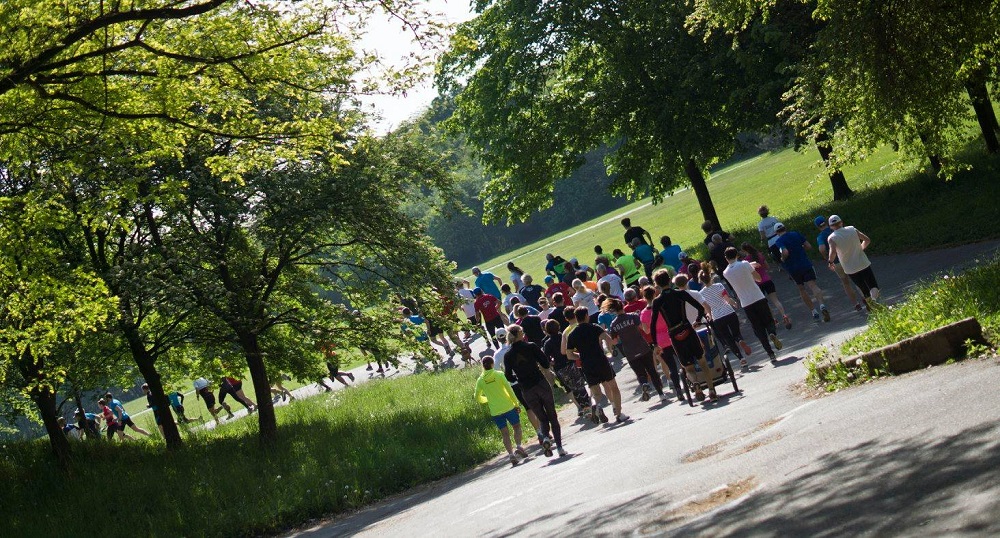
left=491, top=407, right=520, bottom=429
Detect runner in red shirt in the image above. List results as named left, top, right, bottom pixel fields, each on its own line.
left=543, top=275, right=573, bottom=300
left=622, top=288, right=647, bottom=314
left=474, top=287, right=505, bottom=348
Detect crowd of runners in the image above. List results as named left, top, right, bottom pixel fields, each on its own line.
left=468, top=212, right=881, bottom=466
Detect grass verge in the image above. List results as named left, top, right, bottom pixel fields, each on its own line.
left=0, top=367, right=511, bottom=537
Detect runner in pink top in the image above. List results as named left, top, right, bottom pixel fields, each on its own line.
left=639, top=286, right=681, bottom=397
left=742, top=243, right=791, bottom=329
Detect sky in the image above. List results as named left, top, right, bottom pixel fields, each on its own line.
left=357, top=0, right=475, bottom=133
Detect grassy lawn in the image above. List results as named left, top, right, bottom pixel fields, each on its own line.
left=458, top=144, right=1000, bottom=283
left=2, top=367, right=515, bottom=538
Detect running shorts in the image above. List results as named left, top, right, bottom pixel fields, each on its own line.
left=198, top=387, right=216, bottom=407
left=121, top=416, right=136, bottom=428
left=790, top=267, right=817, bottom=285
left=491, top=407, right=520, bottom=429
left=581, top=358, right=615, bottom=386
left=758, top=280, right=777, bottom=296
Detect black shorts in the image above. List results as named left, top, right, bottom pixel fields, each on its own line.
left=172, top=404, right=185, bottom=414
left=106, top=422, right=121, bottom=439
left=790, top=267, right=817, bottom=285
left=198, top=387, right=216, bottom=407
left=848, top=266, right=879, bottom=297
left=581, top=357, right=615, bottom=386
left=121, top=416, right=136, bottom=428
left=758, top=280, right=777, bottom=295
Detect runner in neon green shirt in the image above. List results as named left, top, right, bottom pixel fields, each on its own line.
left=474, top=356, right=529, bottom=466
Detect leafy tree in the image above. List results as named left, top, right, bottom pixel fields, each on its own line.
left=438, top=0, right=764, bottom=230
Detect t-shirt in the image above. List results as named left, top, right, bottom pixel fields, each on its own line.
left=659, top=245, right=682, bottom=271
left=724, top=260, right=767, bottom=306
left=745, top=253, right=772, bottom=283
left=829, top=226, right=871, bottom=274
left=504, top=341, right=550, bottom=390
left=493, top=344, right=511, bottom=373
left=624, top=226, right=649, bottom=246
left=146, top=393, right=157, bottom=412
left=110, top=398, right=129, bottom=421
left=572, top=289, right=599, bottom=315
left=616, top=255, right=642, bottom=284
left=684, top=290, right=707, bottom=325
left=474, top=294, right=502, bottom=321
left=708, top=240, right=735, bottom=273
left=458, top=288, right=477, bottom=318
left=168, top=392, right=183, bottom=407
left=609, top=313, right=651, bottom=357
left=597, top=311, right=616, bottom=329
left=640, top=307, right=671, bottom=347
left=101, top=404, right=117, bottom=426
left=542, top=334, right=571, bottom=370
left=649, top=289, right=705, bottom=347
left=475, top=273, right=502, bottom=299
left=817, top=227, right=835, bottom=263
left=474, top=370, right=518, bottom=416
left=597, top=273, right=624, bottom=299
left=703, top=229, right=733, bottom=246
left=517, top=315, right=546, bottom=344
left=633, top=244, right=656, bottom=264
left=624, top=299, right=647, bottom=314
left=774, top=231, right=812, bottom=273
left=699, top=283, right=737, bottom=318
left=502, top=293, right=525, bottom=313
left=758, top=216, right=780, bottom=246
left=510, top=272, right=525, bottom=292
left=565, top=322, right=609, bottom=367
left=519, top=284, right=544, bottom=309
left=544, top=282, right=573, bottom=300
left=548, top=305, right=569, bottom=330
left=405, top=315, right=428, bottom=341
left=193, top=378, right=210, bottom=391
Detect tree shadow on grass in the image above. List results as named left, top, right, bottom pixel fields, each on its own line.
left=664, top=422, right=1000, bottom=537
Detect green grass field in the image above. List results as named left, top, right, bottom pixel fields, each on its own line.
left=458, top=143, right=1000, bottom=284
left=2, top=367, right=516, bottom=538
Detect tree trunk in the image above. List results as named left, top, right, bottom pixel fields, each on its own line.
left=124, top=326, right=183, bottom=450
left=684, top=158, right=721, bottom=231
left=238, top=331, right=278, bottom=446
left=18, top=349, right=72, bottom=469
left=966, top=80, right=1000, bottom=153
left=815, top=132, right=854, bottom=201
left=918, top=133, right=942, bottom=174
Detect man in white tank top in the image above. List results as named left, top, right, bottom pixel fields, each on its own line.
left=826, top=215, right=880, bottom=308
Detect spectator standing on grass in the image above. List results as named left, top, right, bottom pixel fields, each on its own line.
left=826, top=215, right=881, bottom=308
left=504, top=325, right=566, bottom=458
left=774, top=222, right=831, bottom=323
left=622, top=217, right=653, bottom=247
left=194, top=377, right=233, bottom=422
left=723, top=248, right=783, bottom=364
left=659, top=236, right=683, bottom=272
left=565, top=307, right=629, bottom=424
left=105, top=391, right=150, bottom=437
left=650, top=272, right=718, bottom=403
left=741, top=243, right=792, bottom=330
left=472, top=266, right=503, bottom=299
left=507, top=262, right=526, bottom=292
left=815, top=216, right=864, bottom=313
left=519, top=275, right=545, bottom=309
left=608, top=298, right=668, bottom=403
left=474, top=356, right=530, bottom=467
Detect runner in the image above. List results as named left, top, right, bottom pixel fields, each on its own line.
left=708, top=233, right=736, bottom=280
left=58, top=417, right=82, bottom=440
left=519, top=274, right=545, bottom=309
left=270, top=374, right=295, bottom=403
left=773, top=222, right=830, bottom=323
left=75, top=410, right=102, bottom=439
left=723, top=247, right=783, bottom=364
left=194, top=377, right=233, bottom=422
left=564, top=307, right=629, bottom=423
left=757, top=205, right=782, bottom=264
left=613, top=248, right=642, bottom=287
left=631, top=238, right=657, bottom=278
left=650, top=271, right=718, bottom=403
left=473, top=287, right=505, bottom=348
left=607, top=298, right=668, bottom=403
left=504, top=325, right=566, bottom=457
left=105, top=391, right=150, bottom=437
left=815, top=216, right=864, bottom=312
left=318, top=343, right=356, bottom=390
left=826, top=215, right=880, bottom=307
left=474, top=356, right=530, bottom=467
left=493, top=326, right=542, bottom=437
left=547, top=292, right=569, bottom=330
left=544, top=253, right=568, bottom=282
left=353, top=309, right=391, bottom=374
left=697, top=270, right=752, bottom=369
left=167, top=389, right=196, bottom=423
left=659, top=236, right=683, bottom=272
left=543, top=275, right=572, bottom=301
left=542, top=319, right=592, bottom=416
left=507, top=262, right=526, bottom=292
left=571, top=279, right=600, bottom=323
left=640, top=286, right=680, bottom=396
left=98, top=397, right=133, bottom=441
left=218, top=377, right=257, bottom=413
left=514, top=305, right=546, bottom=345
left=141, top=383, right=170, bottom=435
left=501, top=284, right=525, bottom=316
left=701, top=220, right=735, bottom=246
left=623, top=288, right=646, bottom=314
left=567, top=258, right=595, bottom=281
left=536, top=296, right=551, bottom=320
left=741, top=243, right=792, bottom=329
left=456, top=280, right=478, bottom=342
left=472, top=266, right=503, bottom=299
left=621, top=217, right=653, bottom=247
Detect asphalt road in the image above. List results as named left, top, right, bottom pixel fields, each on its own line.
left=285, top=239, right=1000, bottom=538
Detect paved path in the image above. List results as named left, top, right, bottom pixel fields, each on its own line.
left=283, top=239, right=1000, bottom=537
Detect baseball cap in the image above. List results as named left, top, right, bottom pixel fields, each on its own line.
left=495, top=327, right=508, bottom=337
left=828, top=215, right=842, bottom=225
left=775, top=222, right=786, bottom=231
left=813, top=216, right=826, bottom=227
left=472, top=287, right=482, bottom=295
left=569, top=257, right=578, bottom=264
left=678, top=251, right=689, bottom=260
left=544, top=275, right=554, bottom=283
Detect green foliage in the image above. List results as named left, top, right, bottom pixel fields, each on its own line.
left=804, top=346, right=889, bottom=391
left=0, top=368, right=508, bottom=537
left=842, top=257, right=1000, bottom=355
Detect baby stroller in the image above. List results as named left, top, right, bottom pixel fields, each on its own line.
left=676, top=324, right=740, bottom=407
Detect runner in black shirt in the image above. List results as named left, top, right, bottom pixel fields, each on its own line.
left=622, top=217, right=653, bottom=247
left=504, top=325, right=565, bottom=457
left=514, top=306, right=546, bottom=344
left=543, top=320, right=591, bottom=415
left=565, top=307, right=629, bottom=423
left=548, top=293, right=569, bottom=330
left=607, top=299, right=667, bottom=403
left=650, top=270, right=719, bottom=403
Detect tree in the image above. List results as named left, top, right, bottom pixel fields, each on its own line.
left=439, top=0, right=765, bottom=230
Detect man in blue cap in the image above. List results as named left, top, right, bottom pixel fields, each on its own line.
left=815, top=215, right=864, bottom=312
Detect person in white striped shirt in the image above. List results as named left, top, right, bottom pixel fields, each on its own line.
left=698, top=270, right=753, bottom=370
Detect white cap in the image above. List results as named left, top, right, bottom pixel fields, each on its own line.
left=828, top=215, right=842, bottom=226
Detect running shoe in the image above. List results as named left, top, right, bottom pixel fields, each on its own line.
left=590, top=405, right=600, bottom=424
left=640, top=384, right=651, bottom=401
left=740, top=359, right=749, bottom=372
left=739, top=341, right=752, bottom=357
left=770, top=332, right=783, bottom=350
left=348, top=372, right=356, bottom=381
left=854, top=303, right=863, bottom=313
left=695, top=391, right=706, bottom=402
left=542, top=437, right=553, bottom=457
left=557, top=447, right=568, bottom=457
left=769, top=353, right=777, bottom=365
left=783, top=315, right=792, bottom=330
left=709, top=391, right=719, bottom=403
left=812, top=311, right=821, bottom=323
left=272, top=395, right=281, bottom=404
left=366, top=364, right=373, bottom=371
left=515, top=446, right=529, bottom=458
left=376, top=368, right=385, bottom=374
left=509, top=454, right=519, bottom=467
left=598, top=407, right=609, bottom=423
left=616, top=413, right=630, bottom=423
left=659, top=393, right=670, bottom=403
left=871, top=288, right=880, bottom=301
left=821, top=306, right=830, bottom=322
